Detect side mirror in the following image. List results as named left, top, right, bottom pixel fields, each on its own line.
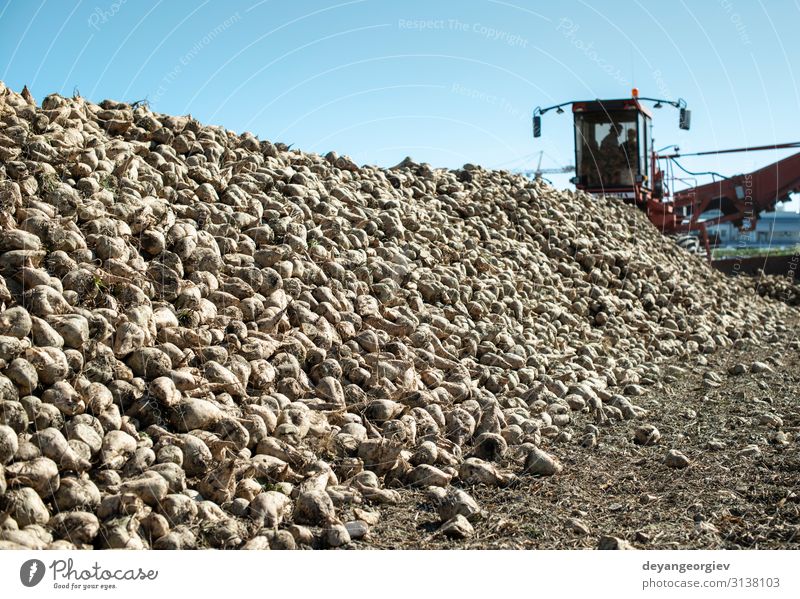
left=679, top=108, right=691, bottom=130
left=654, top=180, right=663, bottom=199
left=533, top=115, right=541, bottom=138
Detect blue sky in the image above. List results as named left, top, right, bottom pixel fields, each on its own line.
left=1, top=0, right=799, bottom=203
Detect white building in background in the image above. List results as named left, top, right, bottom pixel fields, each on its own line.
left=706, top=209, right=800, bottom=248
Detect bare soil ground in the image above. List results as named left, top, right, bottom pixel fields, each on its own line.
left=362, top=318, right=800, bottom=549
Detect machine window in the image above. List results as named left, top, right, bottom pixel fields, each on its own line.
left=575, top=110, right=638, bottom=188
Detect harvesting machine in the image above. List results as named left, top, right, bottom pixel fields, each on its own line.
left=532, top=89, right=800, bottom=260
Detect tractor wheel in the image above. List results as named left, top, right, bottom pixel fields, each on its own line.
left=674, top=235, right=701, bottom=253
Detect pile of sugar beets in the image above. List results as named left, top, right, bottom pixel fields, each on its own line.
left=0, top=81, right=792, bottom=549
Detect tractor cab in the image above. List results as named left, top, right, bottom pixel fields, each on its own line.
left=533, top=90, right=690, bottom=206
left=572, top=98, right=651, bottom=201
